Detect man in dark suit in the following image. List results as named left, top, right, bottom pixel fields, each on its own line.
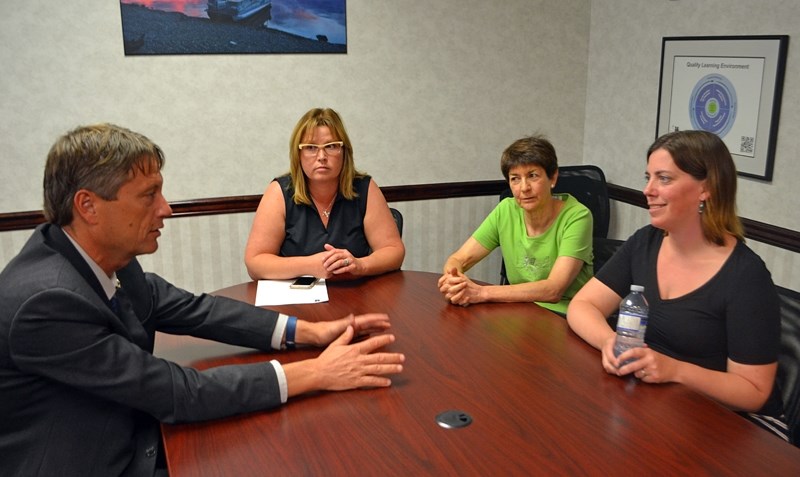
left=0, top=124, right=405, bottom=476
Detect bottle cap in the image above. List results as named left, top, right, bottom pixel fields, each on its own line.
left=630, top=284, right=644, bottom=292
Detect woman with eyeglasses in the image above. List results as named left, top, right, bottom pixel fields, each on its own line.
left=245, top=108, right=405, bottom=280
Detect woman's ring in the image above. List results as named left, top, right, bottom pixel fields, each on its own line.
left=640, top=370, right=647, bottom=378
left=343, top=259, right=350, bottom=266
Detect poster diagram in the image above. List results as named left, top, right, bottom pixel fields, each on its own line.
left=657, top=36, right=788, bottom=181
left=689, top=73, right=737, bottom=138
left=669, top=56, right=764, bottom=159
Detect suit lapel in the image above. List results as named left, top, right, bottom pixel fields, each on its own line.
left=42, top=225, right=109, bottom=306
left=111, top=287, right=150, bottom=349
left=41, top=224, right=150, bottom=348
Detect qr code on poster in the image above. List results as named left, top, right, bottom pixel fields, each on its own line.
left=740, top=136, right=755, bottom=154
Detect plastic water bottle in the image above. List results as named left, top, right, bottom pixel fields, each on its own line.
left=613, top=285, right=649, bottom=365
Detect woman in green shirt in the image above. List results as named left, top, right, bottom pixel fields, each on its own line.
left=438, top=135, right=593, bottom=314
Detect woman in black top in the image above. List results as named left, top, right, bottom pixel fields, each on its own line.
left=245, top=108, right=404, bottom=280
left=566, top=130, right=787, bottom=439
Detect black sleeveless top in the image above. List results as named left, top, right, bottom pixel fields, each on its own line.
left=276, top=175, right=372, bottom=258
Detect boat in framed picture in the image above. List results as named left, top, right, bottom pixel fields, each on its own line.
left=118, top=0, right=346, bottom=55
left=206, top=0, right=272, bottom=22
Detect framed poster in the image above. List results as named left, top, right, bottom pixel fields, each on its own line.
left=119, top=0, right=347, bottom=55
left=656, top=35, right=788, bottom=181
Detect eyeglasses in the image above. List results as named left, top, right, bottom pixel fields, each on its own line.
left=298, top=141, right=344, bottom=156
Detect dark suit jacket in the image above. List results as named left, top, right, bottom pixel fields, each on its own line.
left=0, top=224, right=284, bottom=476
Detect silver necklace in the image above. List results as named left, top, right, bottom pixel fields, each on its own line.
left=314, top=194, right=336, bottom=218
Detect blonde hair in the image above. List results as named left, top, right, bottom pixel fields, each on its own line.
left=288, top=108, right=364, bottom=205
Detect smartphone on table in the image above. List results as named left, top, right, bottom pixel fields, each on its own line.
left=290, top=276, right=319, bottom=289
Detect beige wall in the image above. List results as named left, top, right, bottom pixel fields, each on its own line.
left=0, top=0, right=590, bottom=213
left=585, top=0, right=800, bottom=290
left=1, top=0, right=798, bottom=291
left=0, top=0, right=588, bottom=291
left=585, top=0, right=800, bottom=234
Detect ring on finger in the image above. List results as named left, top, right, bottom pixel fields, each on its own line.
left=343, top=258, right=350, bottom=266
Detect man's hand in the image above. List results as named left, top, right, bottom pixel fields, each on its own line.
left=297, top=313, right=391, bottom=346
left=314, top=326, right=405, bottom=390
left=284, top=326, right=405, bottom=396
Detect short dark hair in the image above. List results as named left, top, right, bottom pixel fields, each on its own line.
left=500, top=134, right=558, bottom=181
left=43, top=123, right=164, bottom=225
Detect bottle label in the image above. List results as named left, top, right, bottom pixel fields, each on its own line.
left=617, top=312, right=644, bottom=333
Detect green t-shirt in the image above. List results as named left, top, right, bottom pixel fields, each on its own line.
left=472, top=193, right=593, bottom=314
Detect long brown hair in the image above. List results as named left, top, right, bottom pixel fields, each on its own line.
left=647, top=130, right=743, bottom=244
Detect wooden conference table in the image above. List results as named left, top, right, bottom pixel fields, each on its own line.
left=157, top=271, right=800, bottom=476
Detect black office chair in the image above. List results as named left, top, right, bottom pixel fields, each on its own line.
left=499, top=165, right=623, bottom=284
left=368, top=208, right=403, bottom=256
left=592, top=236, right=625, bottom=275
left=390, top=207, right=403, bottom=237
left=776, top=285, right=800, bottom=446
left=553, top=165, right=611, bottom=239
left=554, top=165, right=626, bottom=274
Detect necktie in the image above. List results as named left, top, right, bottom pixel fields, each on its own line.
left=110, top=279, right=122, bottom=314
left=109, top=293, right=121, bottom=314
left=107, top=286, right=149, bottom=349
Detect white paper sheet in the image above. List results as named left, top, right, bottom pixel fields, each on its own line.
left=255, top=278, right=329, bottom=306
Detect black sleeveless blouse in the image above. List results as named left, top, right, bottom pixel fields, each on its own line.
left=276, top=175, right=372, bottom=258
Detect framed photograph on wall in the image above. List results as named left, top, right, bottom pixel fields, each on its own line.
left=656, top=35, right=789, bottom=181
left=119, top=1, right=347, bottom=55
